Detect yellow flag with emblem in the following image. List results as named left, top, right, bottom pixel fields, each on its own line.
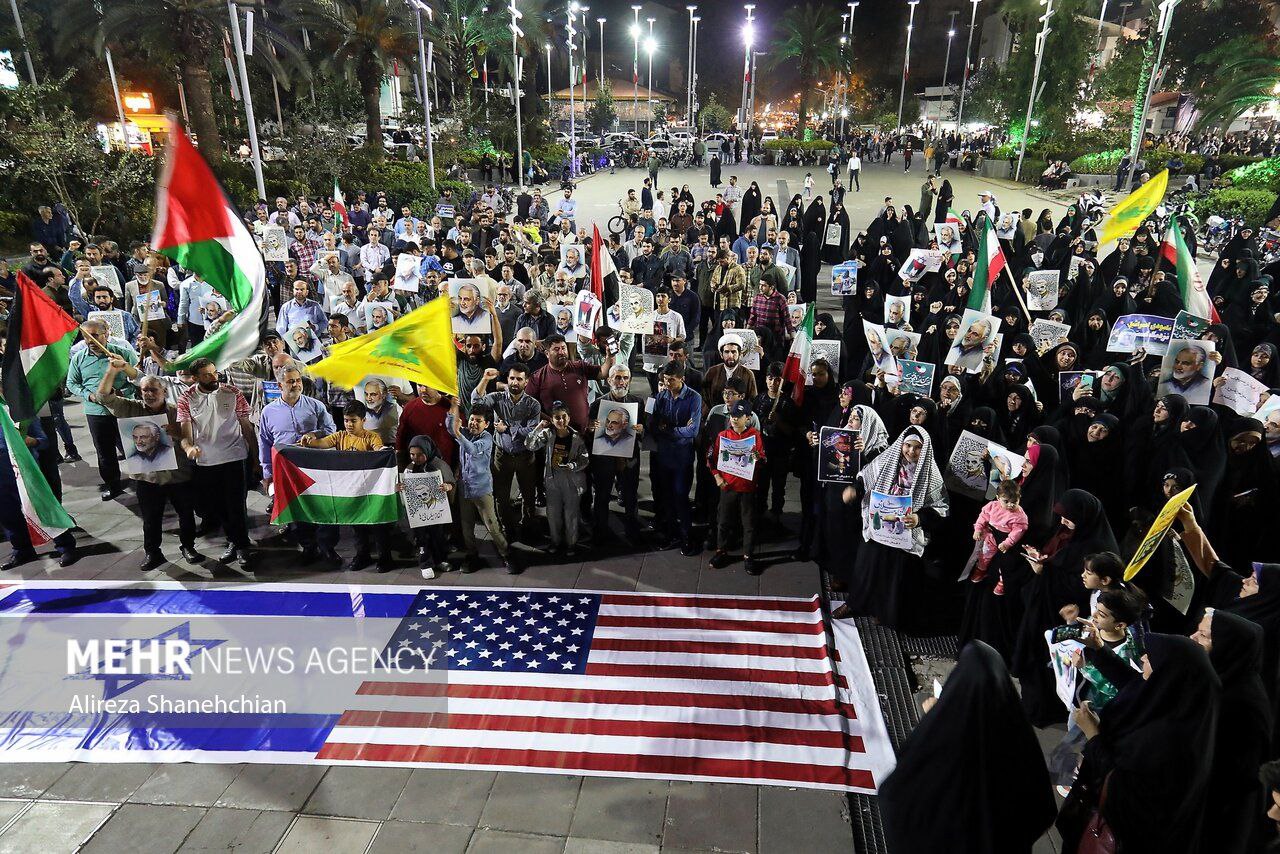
left=308, top=295, right=459, bottom=396
left=1124, top=483, right=1195, bottom=580
left=1097, top=169, right=1169, bottom=247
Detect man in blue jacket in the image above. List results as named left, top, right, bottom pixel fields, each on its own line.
left=649, top=360, right=702, bottom=554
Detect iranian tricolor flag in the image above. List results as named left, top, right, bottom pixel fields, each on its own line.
left=969, top=216, right=1006, bottom=315
left=0, top=404, right=74, bottom=547
left=271, top=446, right=400, bottom=526
left=1, top=272, right=79, bottom=421
left=783, top=303, right=816, bottom=405
left=332, top=179, right=348, bottom=231
left=1160, top=217, right=1219, bottom=323
left=151, top=120, right=267, bottom=370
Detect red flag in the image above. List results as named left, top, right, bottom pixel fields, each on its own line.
left=590, top=226, right=606, bottom=300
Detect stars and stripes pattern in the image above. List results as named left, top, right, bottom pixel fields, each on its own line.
left=318, top=589, right=895, bottom=793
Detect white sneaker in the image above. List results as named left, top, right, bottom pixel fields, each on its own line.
left=419, top=566, right=437, bottom=580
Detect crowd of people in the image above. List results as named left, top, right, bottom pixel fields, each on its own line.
left=5, top=131, right=1280, bottom=852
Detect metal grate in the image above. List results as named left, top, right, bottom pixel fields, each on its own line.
left=900, top=634, right=960, bottom=661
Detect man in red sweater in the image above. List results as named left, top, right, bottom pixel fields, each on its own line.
left=395, top=385, right=457, bottom=468
left=708, top=400, right=766, bottom=575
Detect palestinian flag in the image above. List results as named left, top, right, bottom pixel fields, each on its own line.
left=1, top=272, right=79, bottom=421
left=1160, top=216, right=1219, bottom=323
left=783, top=303, right=816, bottom=405
left=0, top=404, right=74, bottom=548
left=969, top=216, right=1005, bottom=315
left=332, top=180, right=348, bottom=231
left=271, top=446, right=399, bottom=526
left=151, top=118, right=267, bottom=370
left=589, top=225, right=618, bottom=303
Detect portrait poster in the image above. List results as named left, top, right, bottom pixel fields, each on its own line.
left=1157, top=339, right=1216, bottom=405
left=1171, top=310, right=1211, bottom=342
left=809, top=341, right=842, bottom=384
left=593, top=400, right=638, bottom=458
left=363, top=301, right=399, bottom=334
left=788, top=302, right=808, bottom=330
left=1106, top=313, right=1174, bottom=356
left=986, top=444, right=1025, bottom=498
left=945, top=309, right=1001, bottom=374
left=1024, top=270, right=1060, bottom=311
left=862, top=320, right=898, bottom=376
left=716, top=435, right=758, bottom=481
left=552, top=305, right=577, bottom=344
left=1212, top=367, right=1269, bottom=415
left=285, top=323, right=325, bottom=365
left=90, top=265, right=123, bottom=297
left=402, top=470, right=452, bottom=528
left=1046, top=631, right=1085, bottom=712
left=1029, top=319, right=1072, bottom=353
left=1068, top=255, right=1087, bottom=280
left=776, top=260, right=797, bottom=288
left=643, top=317, right=674, bottom=373
left=118, top=414, right=178, bottom=477
left=868, top=492, right=914, bottom=550
left=934, top=223, right=963, bottom=253
left=573, top=290, right=602, bottom=341
left=1257, top=393, right=1280, bottom=421
left=614, top=285, right=655, bottom=335
left=883, top=328, right=921, bottom=364
left=818, top=426, right=860, bottom=484
left=737, top=329, right=761, bottom=371
left=136, top=289, right=166, bottom=322
left=393, top=253, right=421, bottom=292
left=883, top=294, right=910, bottom=327
left=257, top=225, right=288, bottom=262
left=825, top=223, right=843, bottom=246
left=1058, top=371, right=1100, bottom=401
left=356, top=375, right=413, bottom=404
left=87, top=310, right=125, bottom=342
left=895, top=359, right=935, bottom=397
left=945, top=429, right=992, bottom=500
left=830, top=260, right=859, bottom=295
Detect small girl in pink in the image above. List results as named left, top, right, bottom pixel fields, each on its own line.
left=972, top=479, right=1028, bottom=595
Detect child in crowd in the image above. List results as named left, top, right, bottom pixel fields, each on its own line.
left=300, top=400, right=393, bottom=572
left=803, top=172, right=814, bottom=202
left=708, top=400, right=766, bottom=575
left=527, top=401, right=589, bottom=556
left=403, top=434, right=454, bottom=579
left=972, top=479, right=1029, bottom=594
left=448, top=399, right=517, bottom=574
left=1060, top=551, right=1127, bottom=624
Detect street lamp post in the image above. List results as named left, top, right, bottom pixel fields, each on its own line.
left=6, top=0, right=36, bottom=84
left=955, top=0, right=980, bottom=133
left=686, top=6, right=697, bottom=128
left=410, top=0, right=436, bottom=189
left=940, top=10, right=958, bottom=129
left=1126, top=0, right=1179, bottom=189
left=631, top=6, right=641, bottom=135
left=579, top=7, right=589, bottom=109
left=567, top=4, right=577, bottom=176
left=597, top=17, right=606, bottom=85
left=896, top=0, right=919, bottom=132
left=1091, top=0, right=1110, bottom=80
left=691, top=16, right=701, bottom=128
left=511, top=0, right=524, bottom=189
left=1015, top=0, right=1054, bottom=182
left=842, top=2, right=858, bottom=140
left=226, top=0, right=265, bottom=201
left=645, top=18, right=655, bottom=136
left=838, top=15, right=848, bottom=139
left=740, top=5, right=754, bottom=136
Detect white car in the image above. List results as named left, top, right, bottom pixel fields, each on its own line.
left=759, top=131, right=779, bottom=143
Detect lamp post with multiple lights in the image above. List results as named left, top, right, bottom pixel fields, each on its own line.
left=896, top=0, right=920, bottom=132
left=630, top=6, right=641, bottom=134
left=955, top=0, right=980, bottom=132
left=740, top=5, right=755, bottom=136
left=646, top=17, right=656, bottom=136
left=940, top=10, right=958, bottom=129
left=686, top=5, right=697, bottom=128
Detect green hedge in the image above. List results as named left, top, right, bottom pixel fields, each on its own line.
left=1197, top=188, right=1276, bottom=226
left=992, top=143, right=1018, bottom=160
left=1070, top=147, right=1206, bottom=176
left=1225, top=157, right=1280, bottom=193
left=763, top=138, right=802, bottom=151
left=1070, top=149, right=1126, bottom=175
left=1218, top=154, right=1264, bottom=172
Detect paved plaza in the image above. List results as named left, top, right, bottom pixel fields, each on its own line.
left=0, top=160, right=1072, bottom=853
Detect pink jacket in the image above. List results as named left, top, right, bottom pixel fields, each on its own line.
left=974, top=500, right=1029, bottom=546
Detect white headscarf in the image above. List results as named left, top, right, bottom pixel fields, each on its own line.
left=859, top=425, right=949, bottom=555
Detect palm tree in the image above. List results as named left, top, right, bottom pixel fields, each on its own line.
left=1194, top=54, right=1280, bottom=130
left=292, top=0, right=419, bottom=154
left=427, top=0, right=509, bottom=111
left=767, top=4, right=847, bottom=134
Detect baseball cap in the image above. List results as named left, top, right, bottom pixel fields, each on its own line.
left=729, top=400, right=752, bottom=418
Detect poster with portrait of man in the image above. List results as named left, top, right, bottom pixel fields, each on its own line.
left=809, top=341, right=842, bottom=385
left=862, top=320, right=898, bottom=376
left=450, top=281, right=491, bottom=334
left=883, top=294, right=910, bottom=327
left=737, top=329, right=761, bottom=371
left=614, top=285, right=655, bottom=335
left=1158, top=339, right=1216, bottom=405
left=257, top=225, right=288, bottom=262
left=402, top=471, right=452, bottom=528
left=883, top=328, right=921, bottom=364
left=285, top=323, right=326, bottom=365
left=1025, top=270, right=1060, bottom=311
left=818, top=426, right=860, bottom=484
left=87, top=310, right=126, bottom=342
left=945, top=309, right=1001, bottom=374
left=830, top=260, right=859, bottom=295
left=118, top=414, right=178, bottom=477
left=593, top=400, right=638, bottom=458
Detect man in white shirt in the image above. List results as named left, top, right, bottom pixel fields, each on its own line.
left=330, top=280, right=363, bottom=325
left=643, top=289, right=687, bottom=393
left=268, top=197, right=301, bottom=229
left=310, top=253, right=356, bottom=312
left=848, top=152, right=861, bottom=192
left=359, top=227, right=391, bottom=284
left=553, top=188, right=577, bottom=230
left=177, top=273, right=216, bottom=346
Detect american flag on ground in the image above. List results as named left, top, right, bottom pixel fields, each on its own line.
left=319, top=589, right=895, bottom=793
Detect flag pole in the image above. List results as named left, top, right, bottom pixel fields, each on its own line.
left=1002, top=264, right=1034, bottom=325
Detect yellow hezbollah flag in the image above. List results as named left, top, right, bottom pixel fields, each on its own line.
left=1097, top=169, right=1169, bottom=247
left=308, top=295, right=458, bottom=396
left=1124, top=483, right=1195, bottom=580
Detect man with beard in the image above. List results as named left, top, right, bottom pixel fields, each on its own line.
left=471, top=364, right=543, bottom=542
left=588, top=364, right=648, bottom=546
left=1158, top=342, right=1212, bottom=402
left=455, top=330, right=503, bottom=418
left=702, top=333, right=758, bottom=417
left=498, top=326, right=549, bottom=379
left=526, top=335, right=616, bottom=430
left=947, top=316, right=994, bottom=373
left=178, top=358, right=257, bottom=567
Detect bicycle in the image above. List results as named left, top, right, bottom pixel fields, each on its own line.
left=607, top=200, right=630, bottom=238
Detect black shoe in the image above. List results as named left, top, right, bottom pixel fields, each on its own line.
left=219, top=545, right=239, bottom=564
left=235, top=549, right=251, bottom=569
left=57, top=549, right=78, bottom=568
left=376, top=559, right=395, bottom=574
left=140, top=551, right=167, bottom=571
left=680, top=542, right=702, bottom=557
left=179, top=546, right=205, bottom=564
left=461, top=557, right=480, bottom=574
left=709, top=550, right=734, bottom=569
left=298, top=546, right=318, bottom=563
left=1, top=551, right=37, bottom=571
left=99, top=486, right=119, bottom=501
left=504, top=558, right=522, bottom=575
left=345, top=552, right=373, bottom=572
left=319, top=547, right=341, bottom=563
left=744, top=557, right=762, bottom=576
left=416, top=547, right=430, bottom=565
left=63, top=453, right=82, bottom=463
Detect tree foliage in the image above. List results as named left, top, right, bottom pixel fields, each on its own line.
left=767, top=4, right=848, bottom=134
left=698, top=93, right=732, bottom=133
left=587, top=78, right=617, bottom=136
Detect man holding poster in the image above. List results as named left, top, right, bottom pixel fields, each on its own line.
left=708, top=401, right=765, bottom=575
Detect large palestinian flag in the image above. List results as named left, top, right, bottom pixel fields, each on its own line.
left=151, top=119, right=267, bottom=370
left=271, top=446, right=399, bottom=526
left=1, top=272, right=79, bottom=421
left=0, top=404, right=74, bottom=547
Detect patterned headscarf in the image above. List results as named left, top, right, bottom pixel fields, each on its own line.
left=853, top=404, right=890, bottom=457
left=870, top=425, right=946, bottom=510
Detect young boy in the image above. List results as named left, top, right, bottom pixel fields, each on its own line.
left=708, top=400, right=766, bottom=574
left=404, top=434, right=454, bottom=579
left=803, top=172, right=814, bottom=202
left=448, top=399, right=517, bottom=574
left=1059, top=551, right=1126, bottom=625
left=300, top=401, right=394, bottom=572
left=527, top=402, right=589, bottom=556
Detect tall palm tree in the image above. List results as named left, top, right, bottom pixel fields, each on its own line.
left=292, top=0, right=419, bottom=153
left=427, top=0, right=509, bottom=111
left=1193, top=54, right=1280, bottom=130
left=767, top=4, right=847, bottom=134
